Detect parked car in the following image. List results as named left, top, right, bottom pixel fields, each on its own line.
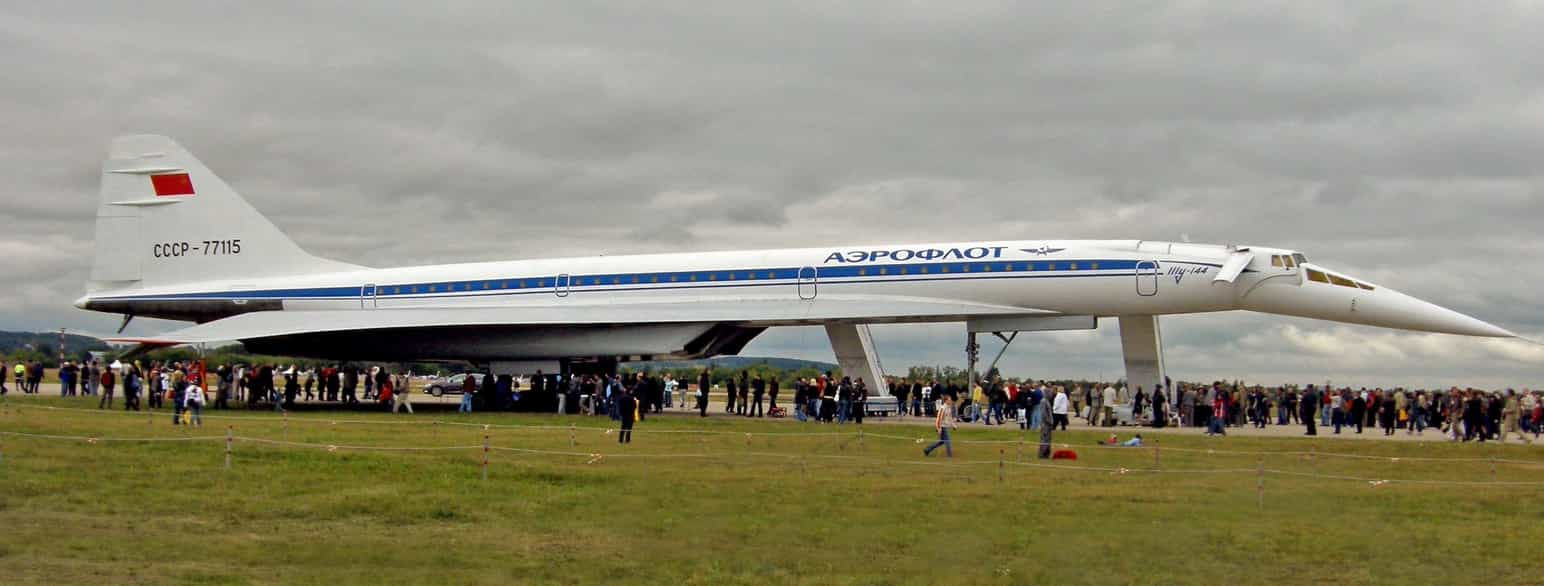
left=423, top=373, right=488, bottom=397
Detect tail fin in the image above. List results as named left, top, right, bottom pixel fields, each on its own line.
left=89, top=135, right=359, bottom=292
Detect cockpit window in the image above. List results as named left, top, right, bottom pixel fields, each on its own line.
left=1327, top=274, right=1358, bottom=288
left=1292, top=253, right=1307, bottom=265
left=1283, top=256, right=1297, bottom=268
left=1271, top=255, right=1284, bottom=267
left=1306, top=269, right=1330, bottom=283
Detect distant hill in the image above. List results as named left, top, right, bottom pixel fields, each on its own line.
left=633, top=356, right=837, bottom=373
left=0, top=330, right=110, bottom=362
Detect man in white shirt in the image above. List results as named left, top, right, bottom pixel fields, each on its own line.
left=1051, top=387, right=1070, bottom=430
left=1102, top=385, right=1118, bottom=427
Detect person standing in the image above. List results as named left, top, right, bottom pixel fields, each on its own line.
left=852, top=379, right=868, bottom=424
left=1051, top=387, right=1069, bottom=431
left=171, top=369, right=188, bottom=425
left=1378, top=392, right=1397, bottom=436
left=923, top=396, right=955, bottom=457
left=391, top=373, right=413, bottom=414
left=97, top=364, right=116, bottom=409
left=724, top=377, right=737, bottom=415
left=283, top=367, right=299, bottom=409
left=1299, top=385, right=1319, bottom=436
left=1331, top=390, right=1346, bottom=434
left=672, top=374, right=687, bottom=409
left=123, top=365, right=142, bottom=411
left=836, top=377, right=853, bottom=424
left=1501, top=390, right=1530, bottom=444
left=1207, top=391, right=1228, bottom=436
left=696, top=369, right=710, bottom=417
left=737, top=371, right=750, bottom=416
left=617, top=387, right=638, bottom=444
left=342, top=366, right=359, bottom=404
left=768, top=377, right=780, bottom=412
left=184, top=381, right=205, bottom=426
left=459, top=374, right=477, bottom=413
left=750, top=374, right=766, bottom=417
left=662, top=374, right=676, bottom=410
left=1101, top=384, right=1117, bottom=427
left=1350, top=391, right=1367, bottom=434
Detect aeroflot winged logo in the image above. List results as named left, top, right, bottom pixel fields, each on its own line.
left=1020, top=245, right=1065, bottom=256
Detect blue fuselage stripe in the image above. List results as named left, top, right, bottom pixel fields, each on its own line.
left=98, top=258, right=1210, bottom=302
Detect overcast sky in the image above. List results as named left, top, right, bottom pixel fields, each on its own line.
left=2, top=2, right=1540, bottom=388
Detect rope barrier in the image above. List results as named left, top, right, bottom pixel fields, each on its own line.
left=0, top=430, right=224, bottom=442
left=10, top=426, right=1544, bottom=486
left=9, top=402, right=1544, bottom=467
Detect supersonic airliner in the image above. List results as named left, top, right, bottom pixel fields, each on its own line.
left=77, top=136, right=1518, bottom=397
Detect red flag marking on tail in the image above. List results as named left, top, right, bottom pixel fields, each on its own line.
left=151, top=173, right=195, bottom=196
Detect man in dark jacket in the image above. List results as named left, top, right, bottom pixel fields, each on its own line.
left=1300, top=385, right=1319, bottom=436
left=617, top=388, right=638, bottom=444
left=751, top=375, right=766, bottom=417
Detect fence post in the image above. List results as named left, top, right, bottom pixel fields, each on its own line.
left=482, top=434, right=490, bottom=481
left=1256, top=457, right=1264, bottom=510
left=224, top=426, right=233, bottom=470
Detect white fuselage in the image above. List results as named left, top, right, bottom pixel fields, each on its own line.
left=80, top=238, right=1511, bottom=362
left=91, top=240, right=1234, bottom=318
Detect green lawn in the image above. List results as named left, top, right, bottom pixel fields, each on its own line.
left=1, top=395, right=1541, bottom=585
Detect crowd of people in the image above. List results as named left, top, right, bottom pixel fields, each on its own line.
left=13, top=355, right=1543, bottom=446
left=1, top=360, right=47, bottom=395
left=883, top=376, right=1543, bottom=444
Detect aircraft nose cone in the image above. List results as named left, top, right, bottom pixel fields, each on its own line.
left=73, top=295, right=89, bottom=310
left=1371, top=287, right=1515, bottom=338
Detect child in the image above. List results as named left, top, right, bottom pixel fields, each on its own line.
left=184, top=382, right=205, bottom=426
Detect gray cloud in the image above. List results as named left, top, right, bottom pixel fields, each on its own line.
left=1, top=1, right=1540, bottom=387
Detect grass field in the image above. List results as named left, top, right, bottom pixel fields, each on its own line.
left=1, top=395, right=1542, bottom=585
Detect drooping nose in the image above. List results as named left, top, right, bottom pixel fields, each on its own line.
left=1360, top=286, right=1515, bottom=338
left=1239, top=265, right=1516, bottom=338
left=73, top=294, right=89, bottom=310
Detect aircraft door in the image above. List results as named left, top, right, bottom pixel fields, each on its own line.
left=797, top=266, right=818, bottom=300
left=360, top=283, right=377, bottom=309
left=1135, top=261, right=1158, bottom=296
left=555, top=274, right=571, bottom=297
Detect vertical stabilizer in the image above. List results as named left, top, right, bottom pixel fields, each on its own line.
left=89, top=135, right=358, bottom=291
